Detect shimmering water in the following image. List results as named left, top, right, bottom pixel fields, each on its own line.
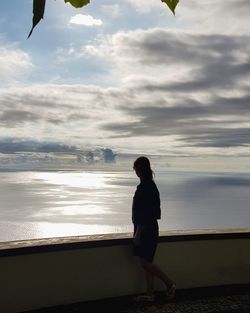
left=0, top=169, right=249, bottom=242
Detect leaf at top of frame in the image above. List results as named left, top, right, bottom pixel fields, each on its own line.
left=28, top=0, right=46, bottom=38
left=161, top=0, right=179, bottom=15
left=64, top=0, right=90, bottom=8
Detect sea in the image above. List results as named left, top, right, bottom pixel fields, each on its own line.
left=0, top=168, right=250, bottom=242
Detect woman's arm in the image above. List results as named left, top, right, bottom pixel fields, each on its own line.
left=133, top=225, right=144, bottom=246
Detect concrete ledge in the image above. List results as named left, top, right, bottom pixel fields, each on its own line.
left=0, top=228, right=249, bottom=257
left=0, top=229, right=250, bottom=313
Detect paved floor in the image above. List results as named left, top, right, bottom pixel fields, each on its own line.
left=25, top=285, right=250, bottom=313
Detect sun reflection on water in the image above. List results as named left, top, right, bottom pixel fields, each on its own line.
left=0, top=170, right=134, bottom=241
left=36, top=171, right=111, bottom=189
left=34, top=222, right=132, bottom=238
left=28, top=171, right=126, bottom=230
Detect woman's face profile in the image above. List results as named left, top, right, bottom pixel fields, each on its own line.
left=133, top=166, right=140, bottom=178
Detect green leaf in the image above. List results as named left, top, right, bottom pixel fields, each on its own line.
left=64, top=0, right=90, bottom=8
left=28, top=0, right=46, bottom=38
left=161, top=0, right=179, bottom=15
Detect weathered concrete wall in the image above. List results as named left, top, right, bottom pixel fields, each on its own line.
left=0, top=232, right=250, bottom=312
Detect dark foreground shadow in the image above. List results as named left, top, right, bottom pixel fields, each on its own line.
left=23, top=284, right=250, bottom=313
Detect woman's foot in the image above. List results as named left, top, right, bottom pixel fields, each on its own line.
left=165, top=283, right=176, bottom=300
left=134, top=294, right=155, bottom=302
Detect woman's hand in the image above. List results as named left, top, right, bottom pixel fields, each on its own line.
left=133, top=225, right=143, bottom=246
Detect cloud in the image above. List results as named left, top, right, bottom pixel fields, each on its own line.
left=69, top=14, right=103, bottom=26
left=0, top=84, right=93, bottom=126
left=101, top=148, right=117, bottom=163
left=84, top=28, right=250, bottom=95
left=0, top=110, right=40, bottom=127
left=0, top=45, right=33, bottom=84
left=179, top=128, right=250, bottom=148
left=177, top=0, right=250, bottom=35
left=0, top=84, right=125, bottom=146
left=0, top=139, right=77, bottom=154
left=109, top=29, right=250, bottom=88
left=1, top=1, right=250, bottom=157
left=111, top=30, right=250, bottom=66
left=0, top=138, right=117, bottom=169
left=0, top=63, right=250, bottom=154
left=126, top=0, right=166, bottom=14
left=101, top=93, right=250, bottom=147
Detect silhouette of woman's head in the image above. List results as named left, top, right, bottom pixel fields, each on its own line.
left=133, top=156, right=153, bottom=181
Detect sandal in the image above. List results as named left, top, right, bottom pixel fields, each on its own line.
left=166, top=283, right=176, bottom=300
left=134, top=294, right=155, bottom=302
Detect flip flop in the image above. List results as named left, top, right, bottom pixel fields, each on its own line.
left=134, top=294, right=155, bottom=302
left=166, top=283, right=176, bottom=300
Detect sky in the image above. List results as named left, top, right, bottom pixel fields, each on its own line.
left=0, top=0, right=250, bottom=170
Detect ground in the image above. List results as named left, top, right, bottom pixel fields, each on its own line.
left=24, top=284, right=250, bottom=313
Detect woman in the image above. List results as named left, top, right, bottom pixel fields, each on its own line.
left=132, top=156, right=176, bottom=301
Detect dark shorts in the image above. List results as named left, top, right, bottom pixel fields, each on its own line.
left=133, top=221, right=159, bottom=263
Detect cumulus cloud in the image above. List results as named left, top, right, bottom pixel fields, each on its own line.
left=69, top=14, right=103, bottom=26
left=101, top=148, right=117, bottom=163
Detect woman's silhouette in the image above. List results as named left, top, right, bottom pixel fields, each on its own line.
left=132, top=156, right=176, bottom=301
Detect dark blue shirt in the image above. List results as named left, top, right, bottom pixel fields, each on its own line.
left=132, top=179, right=161, bottom=226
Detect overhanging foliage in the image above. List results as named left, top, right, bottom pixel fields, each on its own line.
left=28, top=0, right=179, bottom=38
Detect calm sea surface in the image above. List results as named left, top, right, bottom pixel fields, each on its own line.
left=0, top=169, right=250, bottom=242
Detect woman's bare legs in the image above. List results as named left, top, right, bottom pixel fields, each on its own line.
left=145, top=270, right=154, bottom=295
left=140, top=258, right=175, bottom=293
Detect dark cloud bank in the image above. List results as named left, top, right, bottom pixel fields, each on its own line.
left=0, top=29, right=250, bottom=153
left=102, top=30, right=250, bottom=149
left=0, top=139, right=116, bottom=168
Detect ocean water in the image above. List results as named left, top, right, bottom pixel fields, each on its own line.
left=0, top=169, right=250, bottom=242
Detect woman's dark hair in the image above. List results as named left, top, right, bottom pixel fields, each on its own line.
left=133, top=156, right=154, bottom=180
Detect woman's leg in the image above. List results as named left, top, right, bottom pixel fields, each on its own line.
left=140, top=258, right=174, bottom=291
left=145, top=270, right=154, bottom=295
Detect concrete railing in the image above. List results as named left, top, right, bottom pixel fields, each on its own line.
left=0, top=229, right=250, bottom=313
